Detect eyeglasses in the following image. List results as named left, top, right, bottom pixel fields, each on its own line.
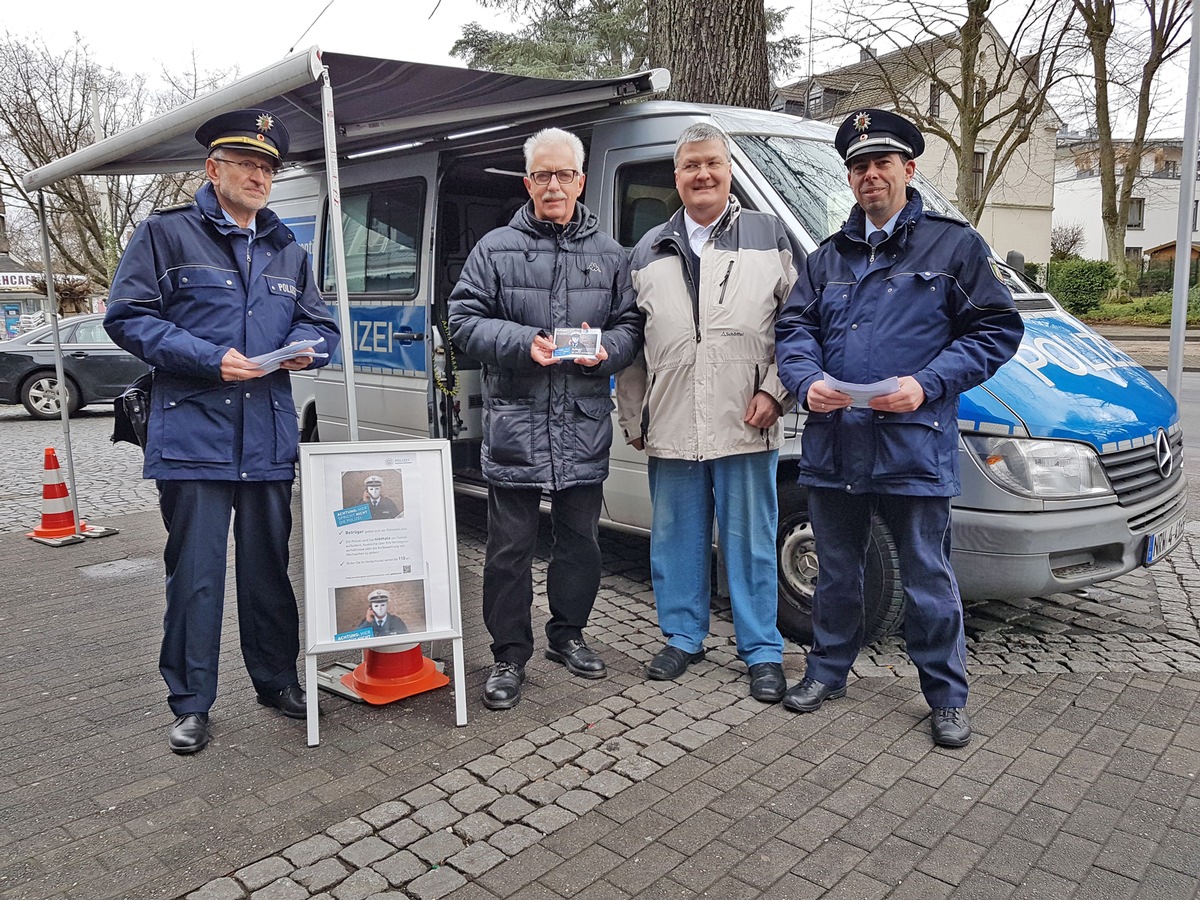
left=528, top=169, right=579, bottom=185
left=676, top=160, right=730, bottom=174
left=212, top=157, right=279, bottom=178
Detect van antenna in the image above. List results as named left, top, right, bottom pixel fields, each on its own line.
left=289, top=0, right=338, bottom=54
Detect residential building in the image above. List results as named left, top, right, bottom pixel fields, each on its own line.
left=1054, top=136, right=1199, bottom=268
left=772, top=24, right=1060, bottom=265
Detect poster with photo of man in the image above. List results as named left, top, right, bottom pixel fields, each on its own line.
left=342, top=470, right=404, bottom=520
left=334, top=581, right=428, bottom=642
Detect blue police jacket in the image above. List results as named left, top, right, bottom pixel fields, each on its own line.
left=104, top=181, right=340, bottom=481
left=775, top=188, right=1023, bottom=496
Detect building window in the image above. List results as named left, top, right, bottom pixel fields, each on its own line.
left=1127, top=198, right=1145, bottom=230
left=974, top=77, right=986, bottom=109
left=973, top=152, right=986, bottom=199
left=928, top=83, right=941, bottom=118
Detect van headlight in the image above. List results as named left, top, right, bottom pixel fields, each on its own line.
left=963, top=435, right=1112, bottom=499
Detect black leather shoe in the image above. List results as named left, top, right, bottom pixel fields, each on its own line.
left=931, top=707, right=972, bottom=748
left=646, top=645, right=706, bottom=681
left=781, top=677, right=846, bottom=713
left=256, top=683, right=308, bottom=719
left=748, top=662, right=787, bottom=703
left=168, top=713, right=210, bottom=755
left=545, top=639, right=607, bottom=679
left=483, top=662, right=525, bottom=710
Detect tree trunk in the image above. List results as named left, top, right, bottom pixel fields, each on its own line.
left=648, top=0, right=771, bottom=108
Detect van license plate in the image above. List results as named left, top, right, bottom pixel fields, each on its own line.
left=1145, top=513, right=1186, bottom=565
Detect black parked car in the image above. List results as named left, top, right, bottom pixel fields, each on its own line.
left=0, top=313, right=148, bottom=419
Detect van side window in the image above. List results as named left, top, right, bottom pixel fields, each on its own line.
left=616, top=161, right=680, bottom=248
left=322, top=179, right=426, bottom=296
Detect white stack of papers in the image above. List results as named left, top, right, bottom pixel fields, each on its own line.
left=250, top=339, right=328, bottom=375
left=822, top=373, right=901, bottom=408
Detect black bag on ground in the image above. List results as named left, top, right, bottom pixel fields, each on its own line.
left=112, top=372, right=153, bottom=448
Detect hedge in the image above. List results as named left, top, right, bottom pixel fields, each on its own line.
left=1046, top=259, right=1117, bottom=315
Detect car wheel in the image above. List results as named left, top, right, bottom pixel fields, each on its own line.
left=21, top=372, right=80, bottom=419
left=776, top=479, right=906, bottom=644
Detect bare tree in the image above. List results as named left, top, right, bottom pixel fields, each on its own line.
left=1050, top=222, right=1087, bottom=258
left=1067, top=0, right=1191, bottom=276
left=818, top=0, right=1077, bottom=225
left=0, top=36, right=225, bottom=288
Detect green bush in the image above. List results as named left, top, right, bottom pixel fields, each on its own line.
left=1046, top=259, right=1117, bottom=316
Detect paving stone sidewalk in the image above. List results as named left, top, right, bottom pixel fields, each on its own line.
left=3, top=492, right=1199, bottom=900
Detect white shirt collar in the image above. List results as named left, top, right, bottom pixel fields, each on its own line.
left=683, top=202, right=730, bottom=256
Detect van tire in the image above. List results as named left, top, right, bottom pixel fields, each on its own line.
left=776, top=479, right=905, bottom=644
left=300, top=406, right=319, bottom=443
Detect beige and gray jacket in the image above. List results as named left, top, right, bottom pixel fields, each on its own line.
left=616, top=198, right=799, bottom=460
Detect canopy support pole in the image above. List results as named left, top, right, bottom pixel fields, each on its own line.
left=37, top=190, right=80, bottom=534
left=319, top=66, right=360, bottom=441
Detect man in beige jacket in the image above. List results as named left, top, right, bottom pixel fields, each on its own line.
left=616, top=122, right=798, bottom=702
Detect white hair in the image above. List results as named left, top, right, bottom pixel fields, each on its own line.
left=523, top=127, right=585, bottom=174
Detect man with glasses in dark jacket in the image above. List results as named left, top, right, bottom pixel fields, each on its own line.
left=450, top=127, right=641, bottom=710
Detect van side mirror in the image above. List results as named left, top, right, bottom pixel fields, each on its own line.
left=1005, top=250, right=1025, bottom=271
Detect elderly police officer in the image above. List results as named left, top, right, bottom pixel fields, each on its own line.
left=356, top=589, right=409, bottom=636
left=774, top=109, right=1023, bottom=747
left=105, top=109, right=340, bottom=755
left=363, top=474, right=401, bottom=519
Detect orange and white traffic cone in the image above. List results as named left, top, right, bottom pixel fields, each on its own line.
left=340, top=643, right=450, bottom=705
left=28, top=447, right=86, bottom=546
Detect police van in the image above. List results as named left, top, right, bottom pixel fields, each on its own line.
left=268, top=56, right=1187, bottom=643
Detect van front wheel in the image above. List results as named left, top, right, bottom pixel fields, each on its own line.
left=775, top=481, right=906, bottom=644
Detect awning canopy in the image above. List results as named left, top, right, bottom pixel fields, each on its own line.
left=22, top=47, right=668, bottom=190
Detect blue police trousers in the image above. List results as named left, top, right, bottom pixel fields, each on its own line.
left=805, top=488, right=969, bottom=708
left=158, top=479, right=300, bottom=716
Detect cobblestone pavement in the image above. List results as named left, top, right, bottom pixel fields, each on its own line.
left=0, top=357, right=1198, bottom=899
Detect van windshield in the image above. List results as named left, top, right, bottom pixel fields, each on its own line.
left=732, top=134, right=966, bottom=243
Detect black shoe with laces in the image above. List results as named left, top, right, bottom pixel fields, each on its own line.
left=483, top=662, right=526, bottom=710
left=168, top=712, right=210, bottom=755
left=930, top=707, right=972, bottom=747
left=545, top=638, right=607, bottom=679
left=781, top=677, right=846, bottom=713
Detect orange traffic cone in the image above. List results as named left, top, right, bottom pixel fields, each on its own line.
left=341, top=644, right=449, bottom=705
left=28, top=447, right=86, bottom=546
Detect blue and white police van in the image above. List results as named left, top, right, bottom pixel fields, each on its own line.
left=259, top=58, right=1187, bottom=643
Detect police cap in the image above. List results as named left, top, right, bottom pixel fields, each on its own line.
left=195, top=109, right=290, bottom=162
left=835, top=109, right=924, bottom=165
left=368, top=589, right=390, bottom=604
left=364, top=475, right=383, bottom=487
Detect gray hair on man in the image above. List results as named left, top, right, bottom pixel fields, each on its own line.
left=523, top=127, right=586, bottom=174
left=674, top=122, right=732, bottom=165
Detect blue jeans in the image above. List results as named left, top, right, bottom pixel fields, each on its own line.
left=647, top=451, right=784, bottom=666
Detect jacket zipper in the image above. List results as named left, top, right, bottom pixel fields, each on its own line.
left=717, top=260, right=734, bottom=304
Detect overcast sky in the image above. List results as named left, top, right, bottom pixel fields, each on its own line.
left=3, top=0, right=1191, bottom=135
left=3, top=0, right=511, bottom=75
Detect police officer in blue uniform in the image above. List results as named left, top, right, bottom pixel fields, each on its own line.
left=105, top=109, right=340, bottom=755
left=775, top=109, right=1023, bottom=747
